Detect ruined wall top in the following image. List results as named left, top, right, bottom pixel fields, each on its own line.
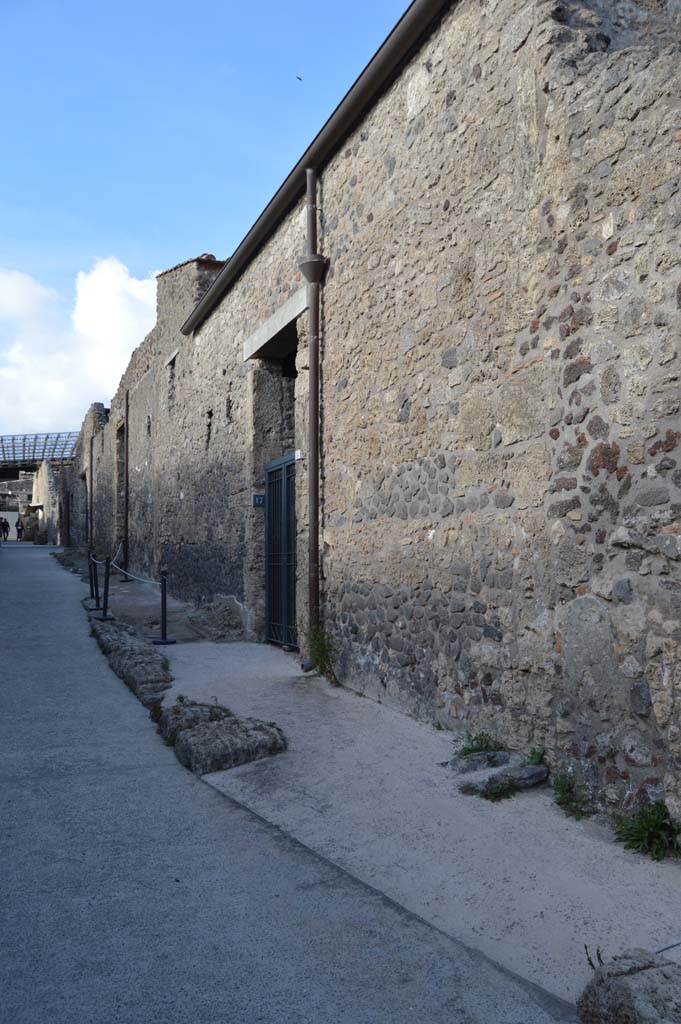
left=105, top=255, right=225, bottom=414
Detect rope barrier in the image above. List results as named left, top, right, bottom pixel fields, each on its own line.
left=90, top=542, right=122, bottom=567
left=89, top=550, right=173, bottom=642
left=110, top=561, right=160, bottom=586
left=656, top=940, right=681, bottom=955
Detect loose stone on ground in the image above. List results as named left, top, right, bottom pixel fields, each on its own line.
left=451, top=750, right=519, bottom=773
left=451, top=747, right=550, bottom=796
left=158, top=698, right=287, bottom=775
left=175, top=717, right=287, bottom=775
left=459, top=763, right=550, bottom=797
left=89, top=616, right=172, bottom=707
left=86, top=595, right=288, bottom=776
left=577, top=949, right=681, bottom=1023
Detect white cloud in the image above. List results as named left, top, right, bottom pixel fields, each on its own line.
left=0, top=269, right=57, bottom=321
left=0, top=258, right=157, bottom=435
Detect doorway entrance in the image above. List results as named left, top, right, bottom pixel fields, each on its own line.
left=265, top=453, right=297, bottom=647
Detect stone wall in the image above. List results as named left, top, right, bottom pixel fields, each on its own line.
left=315, top=0, right=681, bottom=816
left=59, top=403, right=109, bottom=550
left=0, top=472, right=34, bottom=513
left=313, top=0, right=681, bottom=819
left=31, top=461, right=59, bottom=544
left=62, top=245, right=308, bottom=642
left=61, top=0, right=681, bottom=815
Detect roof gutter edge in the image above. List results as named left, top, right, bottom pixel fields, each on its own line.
left=181, top=0, right=452, bottom=336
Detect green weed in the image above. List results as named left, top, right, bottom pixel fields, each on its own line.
left=526, top=748, right=546, bottom=766
left=306, top=626, right=339, bottom=686
left=461, top=732, right=501, bottom=755
left=614, top=802, right=681, bottom=861
left=482, top=780, right=517, bottom=802
left=553, top=770, right=593, bottom=820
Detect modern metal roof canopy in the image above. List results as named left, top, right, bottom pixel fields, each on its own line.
left=0, top=432, right=79, bottom=468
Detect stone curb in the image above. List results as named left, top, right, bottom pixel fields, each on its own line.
left=83, top=601, right=288, bottom=777
left=174, top=718, right=287, bottom=775
left=85, top=602, right=173, bottom=707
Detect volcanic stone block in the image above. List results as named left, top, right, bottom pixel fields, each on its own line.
left=577, top=949, right=681, bottom=1023
left=173, top=715, right=287, bottom=776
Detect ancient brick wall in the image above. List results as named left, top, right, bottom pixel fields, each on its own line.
left=61, top=0, right=681, bottom=814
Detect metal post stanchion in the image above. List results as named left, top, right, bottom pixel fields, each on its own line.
left=88, top=552, right=95, bottom=600
left=95, top=557, right=112, bottom=621
left=152, top=570, right=176, bottom=645
left=93, top=559, right=101, bottom=610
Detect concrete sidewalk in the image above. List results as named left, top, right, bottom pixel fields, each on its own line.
left=1, top=544, right=573, bottom=1024
left=164, top=640, right=681, bottom=1004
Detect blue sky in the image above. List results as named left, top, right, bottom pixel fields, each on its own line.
left=2, top=0, right=408, bottom=294
left=0, top=0, right=407, bottom=432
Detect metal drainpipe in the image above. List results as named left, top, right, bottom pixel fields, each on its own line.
left=299, top=168, right=326, bottom=631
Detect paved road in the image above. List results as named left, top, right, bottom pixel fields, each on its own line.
left=0, top=545, right=574, bottom=1024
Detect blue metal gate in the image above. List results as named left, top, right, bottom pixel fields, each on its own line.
left=265, top=454, right=297, bottom=647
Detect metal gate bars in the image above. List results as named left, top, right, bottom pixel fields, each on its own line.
left=265, top=454, right=297, bottom=647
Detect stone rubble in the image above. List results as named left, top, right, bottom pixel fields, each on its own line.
left=156, top=697, right=234, bottom=746
left=174, top=718, right=287, bottom=776
left=186, top=596, right=247, bottom=642
left=578, top=949, right=681, bottom=1023
left=451, top=743, right=550, bottom=795
left=451, top=750, right=520, bottom=773
left=158, top=698, right=287, bottom=776
left=86, top=607, right=288, bottom=775
left=458, top=762, right=550, bottom=797
left=89, top=615, right=172, bottom=707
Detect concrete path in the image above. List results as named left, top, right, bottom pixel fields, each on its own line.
left=164, top=642, right=681, bottom=1004
left=0, top=545, right=572, bottom=1024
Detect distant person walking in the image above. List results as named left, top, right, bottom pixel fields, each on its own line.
left=15, top=518, right=24, bottom=542
left=2, top=518, right=9, bottom=540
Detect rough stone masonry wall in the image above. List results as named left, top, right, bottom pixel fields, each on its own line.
left=534, top=0, right=681, bottom=815
left=60, top=403, right=110, bottom=551
left=0, top=472, right=34, bottom=513
left=61, top=260, right=243, bottom=594
left=105, top=262, right=208, bottom=583
left=190, top=204, right=312, bottom=636
left=134, top=247, right=307, bottom=626
left=317, top=0, right=681, bottom=816
left=60, top=0, right=681, bottom=815
left=64, top=235, right=309, bottom=640
left=31, top=461, right=59, bottom=544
